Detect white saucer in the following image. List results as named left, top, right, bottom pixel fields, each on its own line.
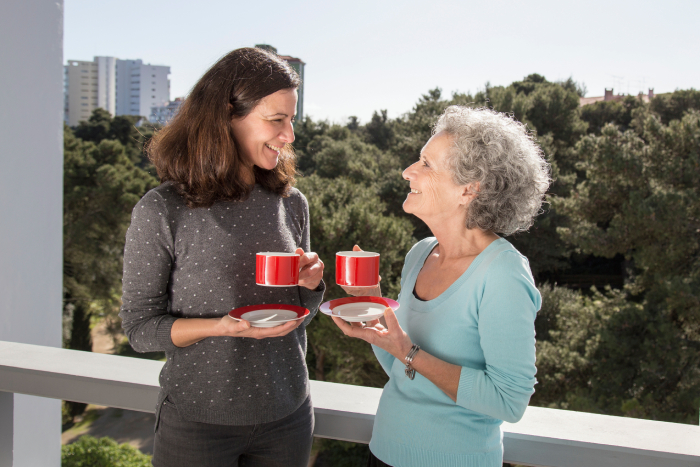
left=332, top=302, right=387, bottom=322
left=240, top=309, right=300, bottom=327
left=320, top=296, right=398, bottom=323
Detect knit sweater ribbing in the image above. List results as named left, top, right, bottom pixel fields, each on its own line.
left=119, top=182, right=325, bottom=426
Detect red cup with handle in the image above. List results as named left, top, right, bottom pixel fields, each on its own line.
left=256, top=252, right=301, bottom=287
left=336, top=251, right=380, bottom=287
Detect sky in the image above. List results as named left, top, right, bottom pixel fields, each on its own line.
left=64, top=0, right=700, bottom=124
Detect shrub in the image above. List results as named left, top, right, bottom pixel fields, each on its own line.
left=62, top=435, right=151, bottom=467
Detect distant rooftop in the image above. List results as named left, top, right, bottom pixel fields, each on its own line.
left=580, top=88, right=656, bottom=106
left=278, top=55, right=305, bottom=65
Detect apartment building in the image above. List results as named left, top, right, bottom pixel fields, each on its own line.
left=149, top=97, right=183, bottom=125
left=64, top=59, right=104, bottom=126
left=64, top=56, right=170, bottom=126
left=278, top=54, right=305, bottom=122
left=115, top=59, right=170, bottom=118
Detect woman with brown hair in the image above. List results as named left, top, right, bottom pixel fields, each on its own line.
left=119, top=47, right=325, bottom=467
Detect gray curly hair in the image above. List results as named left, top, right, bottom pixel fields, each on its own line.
left=434, top=106, right=551, bottom=235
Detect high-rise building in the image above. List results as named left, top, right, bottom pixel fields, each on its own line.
left=64, top=56, right=170, bottom=126
left=150, top=97, right=184, bottom=125
left=278, top=54, right=305, bottom=122
left=115, top=59, right=170, bottom=118
left=255, top=45, right=305, bottom=122
left=64, top=56, right=119, bottom=125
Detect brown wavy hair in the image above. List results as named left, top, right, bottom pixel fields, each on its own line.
left=147, top=47, right=301, bottom=208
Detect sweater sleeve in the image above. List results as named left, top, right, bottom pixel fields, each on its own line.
left=295, top=191, right=325, bottom=326
left=118, top=190, right=178, bottom=353
left=456, top=251, right=539, bottom=423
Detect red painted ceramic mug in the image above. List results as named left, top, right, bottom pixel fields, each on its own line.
left=336, top=251, right=380, bottom=287
left=256, top=252, right=301, bottom=287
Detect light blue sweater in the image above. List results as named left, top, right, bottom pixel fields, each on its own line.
left=370, top=237, right=540, bottom=467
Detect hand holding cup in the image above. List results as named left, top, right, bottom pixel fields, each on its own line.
left=296, top=248, right=324, bottom=290
left=338, top=245, right=381, bottom=297
left=256, top=249, right=323, bottom=290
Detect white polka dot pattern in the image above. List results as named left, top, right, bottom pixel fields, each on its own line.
left=119, top=183, right=325, bottom=426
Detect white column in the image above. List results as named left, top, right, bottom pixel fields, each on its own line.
left=97, top=56, right=117, bottom=115
left=0, top=1, right=64, bottom=466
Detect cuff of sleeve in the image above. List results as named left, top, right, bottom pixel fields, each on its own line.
left=299, top=280, right=326, bottom=325
left=156, top=315, right=178, bottom=352
left=456, top=366, right=477, bottom=407
left=311, top=280, right=326, bottom=293
left=300, top=279, right=326, bottom=307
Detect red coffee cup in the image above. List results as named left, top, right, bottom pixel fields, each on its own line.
left=256, top=252, right=301, bottom=287
left=336, top=251, right=380, bottom=287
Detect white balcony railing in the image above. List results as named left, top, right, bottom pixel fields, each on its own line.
left=1, top=340, right=699, bottom=467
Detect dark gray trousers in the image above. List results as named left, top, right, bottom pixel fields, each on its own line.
left=153, top=396, right=314, bottom=467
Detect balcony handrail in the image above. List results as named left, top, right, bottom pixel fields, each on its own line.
left=1, top=340, right=699, bottom=467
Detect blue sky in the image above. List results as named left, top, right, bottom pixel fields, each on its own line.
left=64, top=0, right=699, bottom=123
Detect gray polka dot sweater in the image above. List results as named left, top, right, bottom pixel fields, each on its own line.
left=119, top=182, right=325, bottom=426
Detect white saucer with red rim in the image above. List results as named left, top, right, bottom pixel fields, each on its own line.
left=228, top=304, right=309, bottom=328
left=320, top=296, right=399, bottom=322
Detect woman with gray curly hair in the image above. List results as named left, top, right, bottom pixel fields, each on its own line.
left=332, top=106, right=550, bottom=467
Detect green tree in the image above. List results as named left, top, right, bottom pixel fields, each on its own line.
left=580, top=96, right=645, bottom=135
left=62, top=436, right=151, bottom=467
left=64, top=125, right=156, bottom=348
left=63, top=120, right=157, bottom=419
left=481, top=75, right=591, bottom=279
left=534, top=281, right=700, bottom=424
left=364, top=109, right=395, bottom=151
left=649, top=89, right=700, bottom=124
left=298, top=174, right=414, bottom=387
left=293, top=116, right=331, bottom=176
left=305, top=130, right=398, bottom=185
left=73, top=108, right=161, bottom=173
left=346, top=116, right=360, bottom=132
left=533, top=283, right=614, bottom=412
left=553, top=109, right=700, bottom=422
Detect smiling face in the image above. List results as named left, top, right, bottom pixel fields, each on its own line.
left=402, top=131, right=476, bottom=224
left=230, top=88, right=298, bottom=176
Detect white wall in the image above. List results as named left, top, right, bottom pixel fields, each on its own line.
left=0, top=0, right=64, bottom=465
